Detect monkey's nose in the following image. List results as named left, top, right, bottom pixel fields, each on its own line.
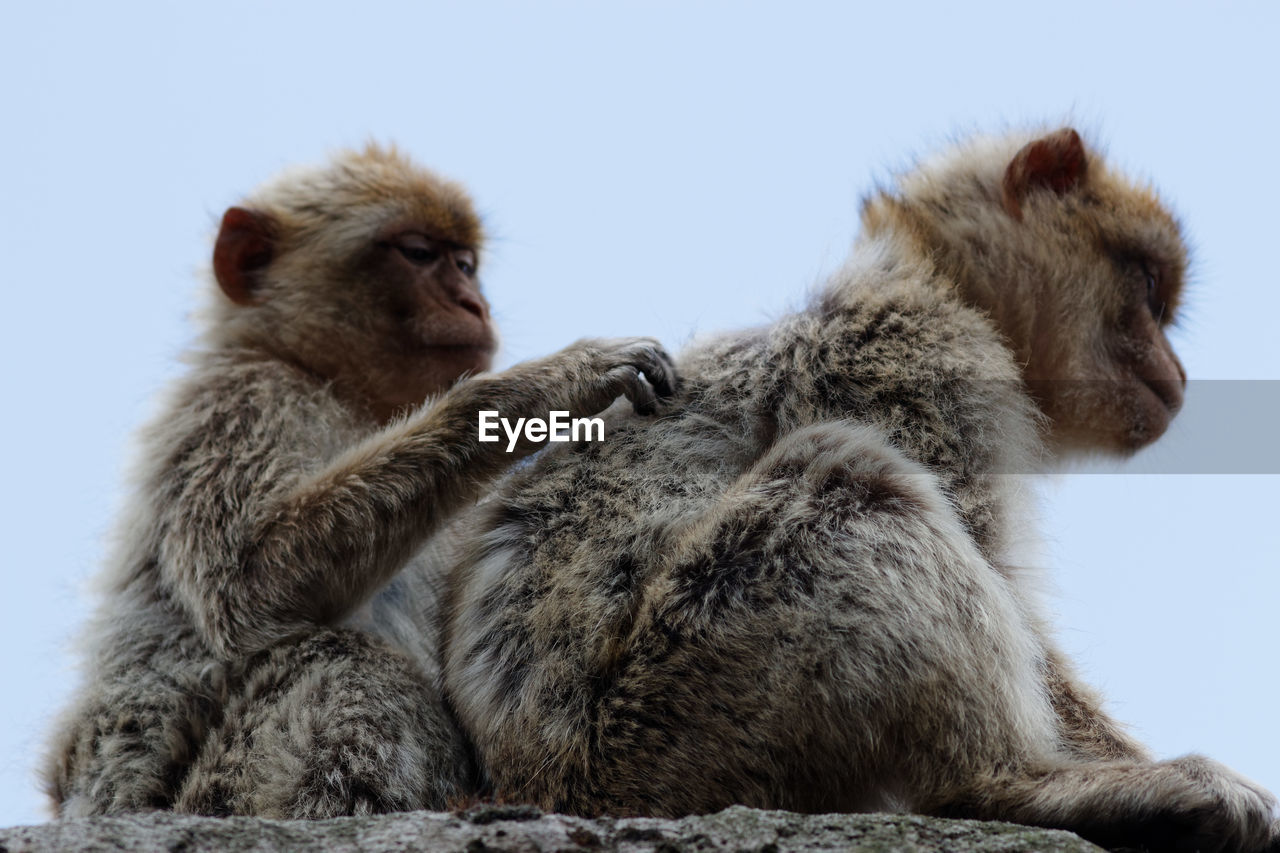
left=458, top=295, right=487, bottom=320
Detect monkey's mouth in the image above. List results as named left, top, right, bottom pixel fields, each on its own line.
left=426, top=342, right=495, bottom=353
left=420, top=342, right=497, bottom=372
left=415, top=325, right=497, bottom=355
left=1117, top=375, right=1183, bottom=451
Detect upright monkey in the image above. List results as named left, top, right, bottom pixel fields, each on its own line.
left=45, top=146, right=676, bottom=819
left=445, top=129, right=1278, bottom=851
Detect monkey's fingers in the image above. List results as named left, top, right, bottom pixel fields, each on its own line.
left=596, top=366, right=650, bottom=414
left=613, top=338, right=678, bottom=400
left=605, top=365, right=660, bottom=416
left=636, top=347, right=678, bottom=400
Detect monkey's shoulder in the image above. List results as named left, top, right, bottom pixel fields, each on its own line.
left=809, top=284, right=1015, bottom=381
left=140, top=353, right=357, bottom=469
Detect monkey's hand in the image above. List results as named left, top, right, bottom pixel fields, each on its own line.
left=1138, top=755, right=1278, bottom=853
left=470, top=336, right=678, bottom=420
left=550, top=336, right=679, bottom=416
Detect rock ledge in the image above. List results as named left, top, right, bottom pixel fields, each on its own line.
left=0, top=805, right=1103, bottom=852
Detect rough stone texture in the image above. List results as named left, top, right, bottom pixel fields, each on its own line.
left=0, top=805, right=1103, bottom=852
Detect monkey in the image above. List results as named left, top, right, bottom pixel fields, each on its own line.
left=442, top=128, right=1279, bottom=851
left=43, top=144, right=677, bottom=820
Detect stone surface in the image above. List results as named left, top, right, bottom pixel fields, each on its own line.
left=0, top=805, right=1103, bottom=852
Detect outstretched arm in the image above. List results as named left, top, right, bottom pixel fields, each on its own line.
left=163, top=338, right=676, bottom=658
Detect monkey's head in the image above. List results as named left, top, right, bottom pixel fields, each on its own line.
left=209, top=143, right=494, bottom=422
left=862, top=127, right=1188, bottom=456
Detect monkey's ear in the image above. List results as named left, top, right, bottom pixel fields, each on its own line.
left=214, top=207, right=277, bottom=305
left=1001, top=128, right=1088, bottom=221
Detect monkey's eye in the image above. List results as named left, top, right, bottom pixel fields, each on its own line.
left=455, top=250, right=478, bottom=276
left=1141, top=261, right=1165, bottom=320
left=391, top=235, right=440, bottom=265
left=398, top=245, right=439, bottom=264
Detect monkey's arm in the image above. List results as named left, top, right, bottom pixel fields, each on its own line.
left=1042, top=646, right=1150, bottom=762
left=165, top=339, right=675, bottom=658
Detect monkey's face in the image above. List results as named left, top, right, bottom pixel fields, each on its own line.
left=212, top=150, right=496, bottom=422
left=259, top=222, right=497, bottom=421
left=1023, top=241, right=1187, bottom=456
left=355, top=225, right=497, bottom=406
left=889, top=128, right=1190, bottom=457
left=1000, top=135, right=1189, bottom=456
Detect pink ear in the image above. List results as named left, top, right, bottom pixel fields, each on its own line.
left=213, top=207, right=276, bottom=305
left=1001, top=128, right=1088, bottom=220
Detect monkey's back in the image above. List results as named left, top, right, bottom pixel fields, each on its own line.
left=444, top=263, right=1042, bottom=812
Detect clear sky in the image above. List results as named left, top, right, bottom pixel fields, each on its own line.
left=1, top=0, right=1276, bottom=829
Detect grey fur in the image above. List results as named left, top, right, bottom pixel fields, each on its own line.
left=443, top=130, right=1278, bottom=852
left=44, top=147, right=675, bottom=820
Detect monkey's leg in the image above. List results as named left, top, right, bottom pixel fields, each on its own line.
left=1018, top=656, right=1279, bottom=851
left=714, top=425, right=1273, bottom=851
left=472, top=421, right=1060, bottom=815
left=935, top=755, right=1278, bottom=853
left=44, top=651, right=228, bottom=817
left=929, top=600, right=1276, bottom=846
left=524, top=421, right=1274, bottom=849
left=174, top=628, right=474, bottom=818
left=623, top=421, right=1062, bottom=811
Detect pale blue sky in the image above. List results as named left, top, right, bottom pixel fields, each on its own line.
left=1, top=0, right=1276, bottom=828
